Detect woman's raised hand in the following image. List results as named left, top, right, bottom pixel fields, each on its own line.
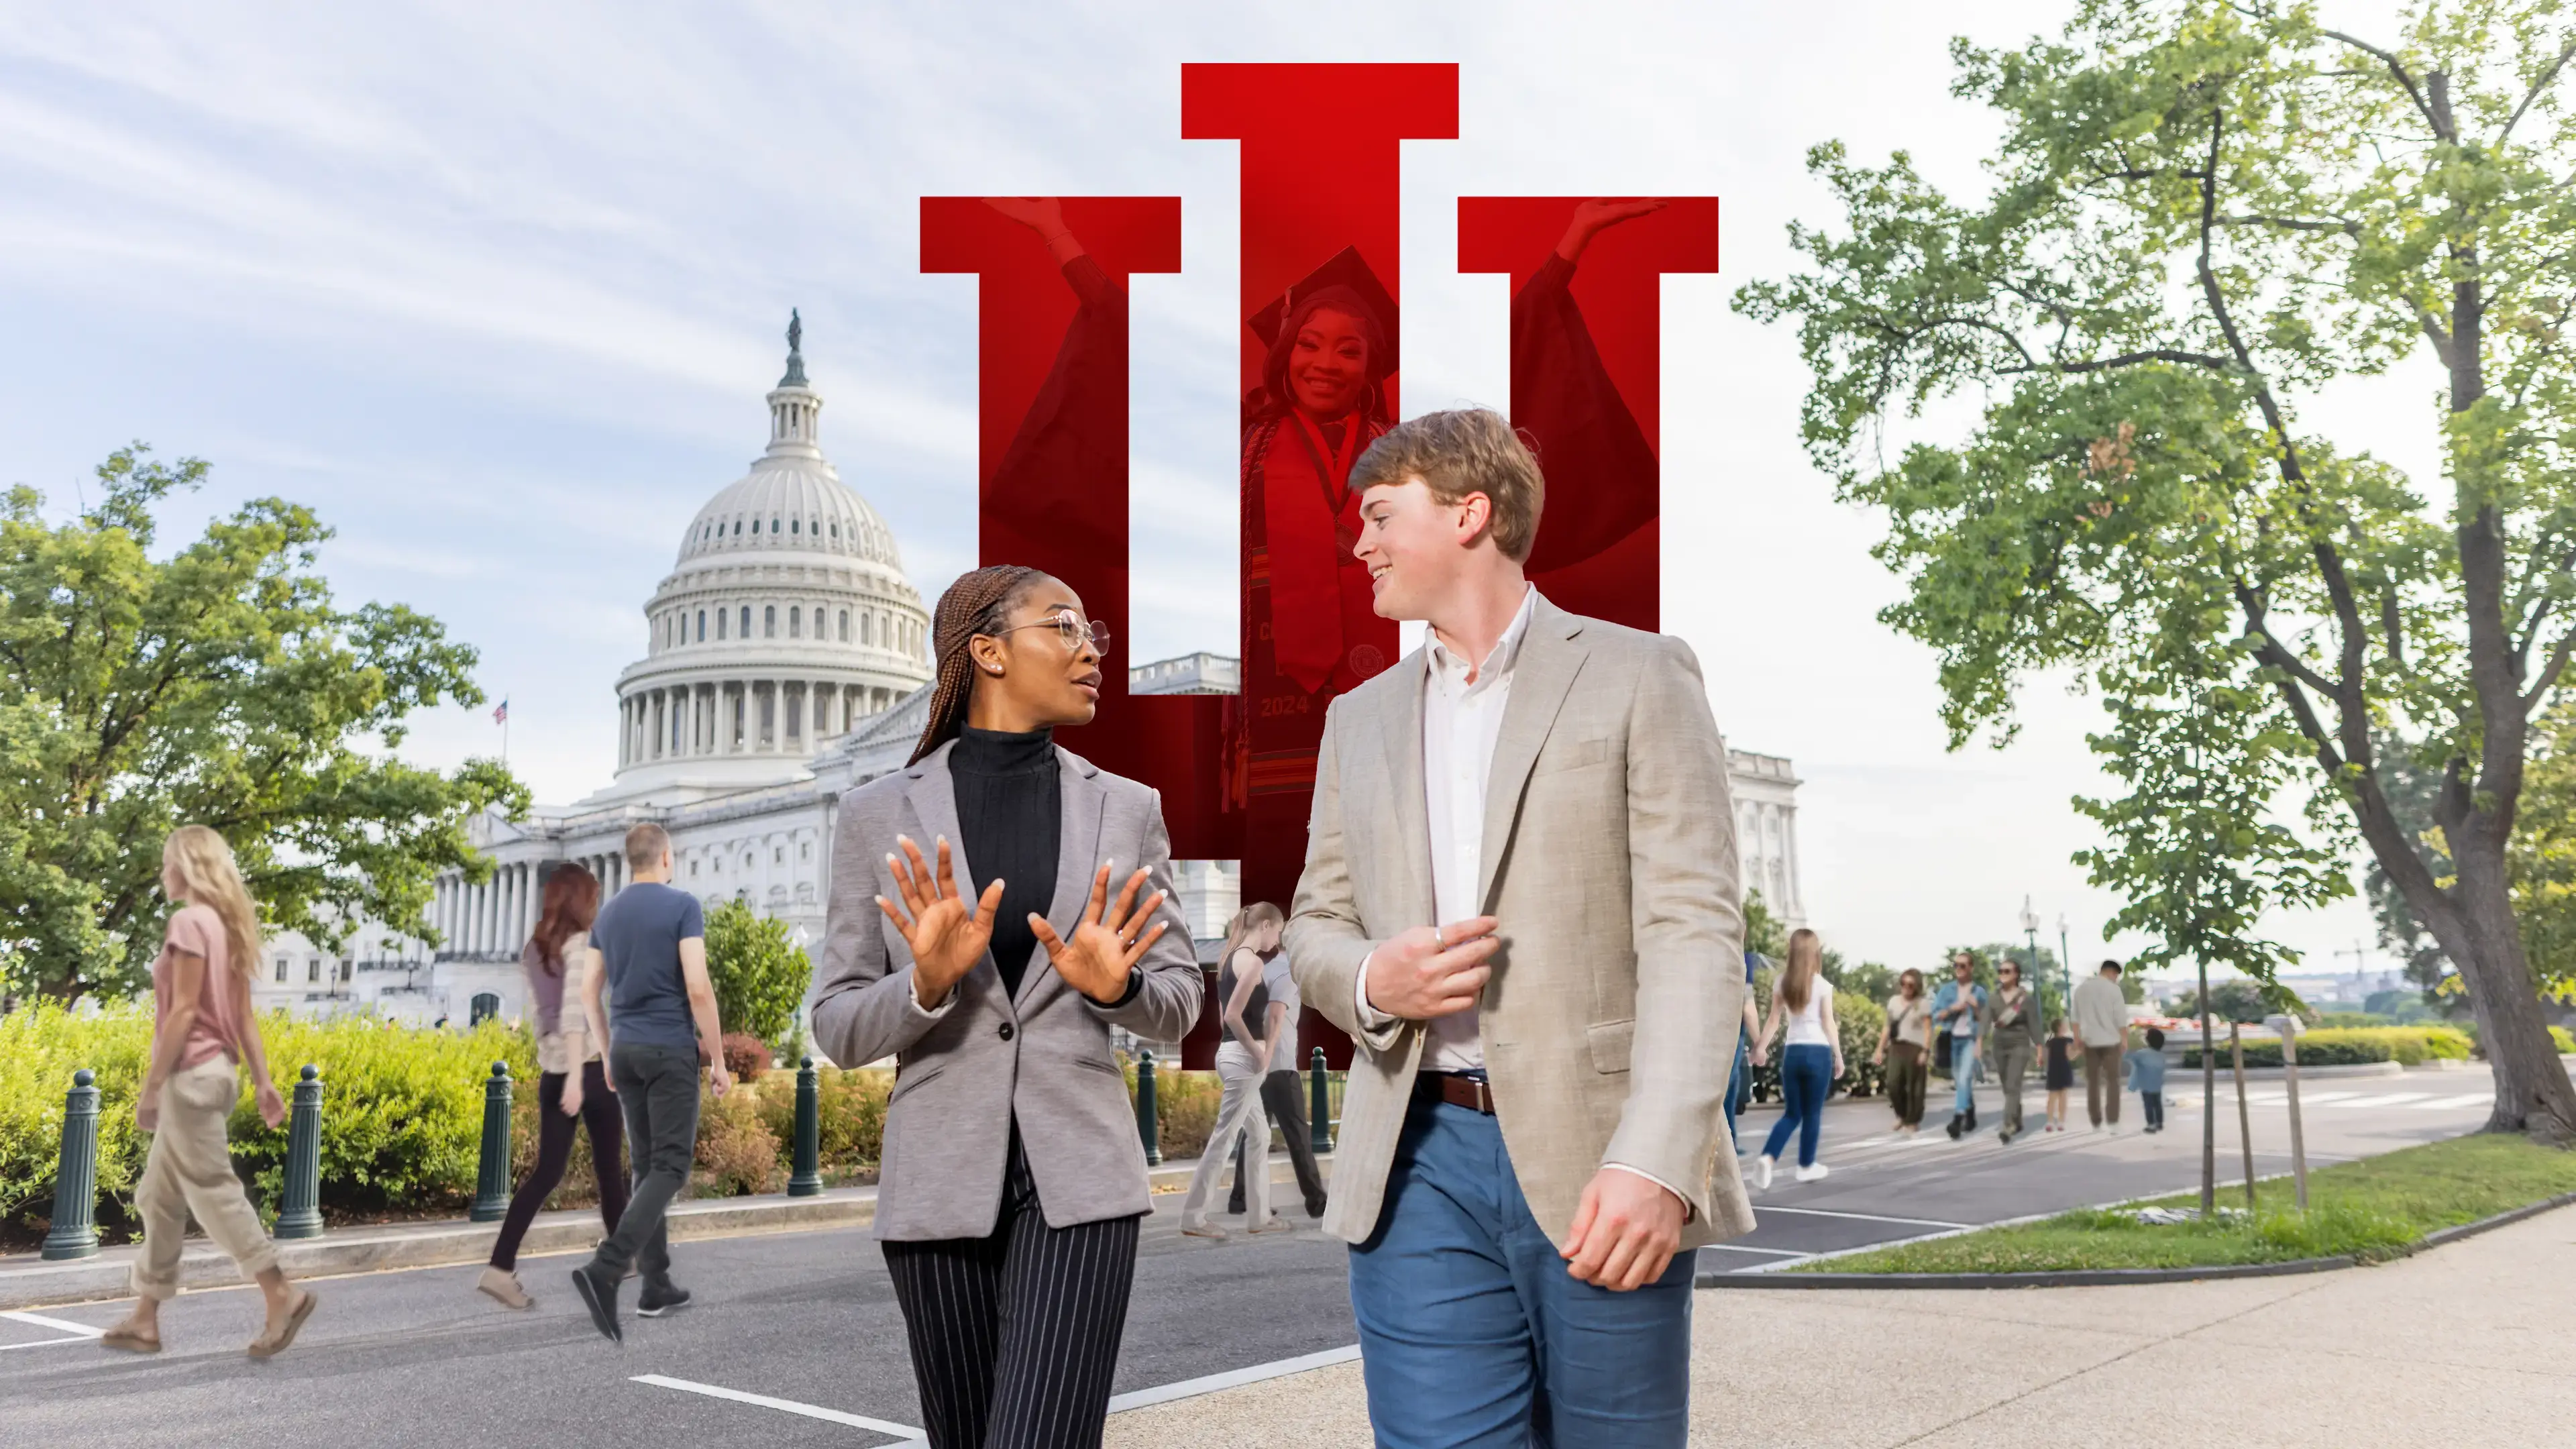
left=1030, top=862, right=1169, bottom=1004
left=1556, top=197, right=1670, bottom=262
left=876, top=835, right=1004, bottom=1008
left=983, top=196, right=1067, bottom=237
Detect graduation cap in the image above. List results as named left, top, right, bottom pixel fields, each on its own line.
left=1246, top=245, right=1399, bottom=377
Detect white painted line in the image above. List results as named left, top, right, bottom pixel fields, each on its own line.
left=0, top=1310, right=103, bottom=1337
left=1752, top=1205, right=1971, bottom=1229
left=2331, top=1092, right=2431, bottom=1107
left=2288, top=1091, right=2362, bottom=1105
left=1695, top=1242, right=1808, bottom=1256
left=0, top=1335, right=95, bottom=1352
left=1106, top=1344, right=1363, bottom=1413
left=633, top=1374, right=924, bottom=1440
left=2409, top=1093, right=2493, bottom=1110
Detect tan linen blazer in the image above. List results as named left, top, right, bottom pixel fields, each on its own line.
left=810, top=741, right=1203, bottom=1240
left=1288, top=596, right=1756, bottom=1250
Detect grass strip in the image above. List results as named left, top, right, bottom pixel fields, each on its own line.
left=1791, top=1133, right=2576, bottom=1275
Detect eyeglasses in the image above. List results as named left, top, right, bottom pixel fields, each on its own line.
left=995, top=608, right=1110, bottom=655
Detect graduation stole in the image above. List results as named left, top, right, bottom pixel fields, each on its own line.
left=1262, top=409, right=1372, bottom=694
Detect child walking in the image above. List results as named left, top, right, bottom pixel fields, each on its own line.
left=2126, top=1026, right=2168, bottom=1134
left=2043, top=1018, right=2077, bottom=1132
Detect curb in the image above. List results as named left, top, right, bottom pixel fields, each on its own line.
left=1701, top=1189, right=2576, bottom=1291
left=0, top=1152, right=1324, bottom=1311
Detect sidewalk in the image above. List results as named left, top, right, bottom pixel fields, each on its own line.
left=1102, top=1200, right=2576, bottom=1447
left=0, top=1148, right=1327, bottom=1310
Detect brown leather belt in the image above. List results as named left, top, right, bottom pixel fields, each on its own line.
left=1415, top=1072, right=1495, bottom=1115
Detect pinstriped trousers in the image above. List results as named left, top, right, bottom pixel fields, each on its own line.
left=881, top=1124, right=1141, bottom=1449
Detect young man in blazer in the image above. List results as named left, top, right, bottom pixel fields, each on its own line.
left=1288, top=407, right=1753, bottom=1448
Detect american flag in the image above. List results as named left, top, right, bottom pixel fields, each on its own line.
left=492, top=698, right=508, bottom=725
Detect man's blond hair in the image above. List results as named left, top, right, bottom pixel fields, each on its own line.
left=624, top=822, right=671, bottom=871
left=1348, top=407, right=1546, bottom=562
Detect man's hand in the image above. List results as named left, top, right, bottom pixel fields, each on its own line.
left=256, top=1080, right=288, bottom=1130
left=877, top=835, right=1005, bottom=1009
left=1362, top=918, right=1499, bottom=1021
left=1561, top=1169, right=1685, bottom=1291
left=1030, top=861, right=1169, bottom=1003
left=708, top=1061, right=734, bottom=1099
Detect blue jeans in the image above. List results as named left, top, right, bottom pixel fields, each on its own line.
left=1760, top=1043, right=1831, bottom=1167
left=1348, top=1095, right=1695, bottom=1448
left=1952, top=1034, right=1980, bottom=1115
left=1721, top=1032, right=1749, bottom=1148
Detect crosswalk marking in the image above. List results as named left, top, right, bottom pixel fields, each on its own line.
left=2408, top=1093, right=2492, bottom=1110
left=2326, top=1091, right=2430, bottom=1108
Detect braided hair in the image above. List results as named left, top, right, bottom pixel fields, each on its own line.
left=909, top=564, right=1045, bottom=765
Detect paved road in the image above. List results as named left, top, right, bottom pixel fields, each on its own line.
left=0, top=1066, right=2512, bottom=1448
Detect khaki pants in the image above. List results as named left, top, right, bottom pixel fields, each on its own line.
left=131, top=1058, right=278, bottom=1301
left=2084, top=1044, right=2125, bottom=1126
left=1179, top=1042, right=1271, bottom=1230
left=1995, top=1040, right=2033, bottom=1135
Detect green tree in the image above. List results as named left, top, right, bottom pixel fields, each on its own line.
left=2515, top=702, right=2576, bottom=991
left=1735, top=1, right=2576, bottom=1139
left=2169, top=977, right=2278, bottom=1023
left=702, top=897, right=812, bottom=1046
left=0, top=447, right=522, bottom=1002
left=1742, top=889, right=1790, bottom=961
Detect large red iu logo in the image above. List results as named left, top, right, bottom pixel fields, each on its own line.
left=922, top=64, right=1717, bottom=1066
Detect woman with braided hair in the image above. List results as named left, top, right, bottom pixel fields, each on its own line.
left=811, top=564, right=1203, bottom=1449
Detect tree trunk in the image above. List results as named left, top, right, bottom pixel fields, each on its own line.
left=2440, top=841, right=2576, bottom=1142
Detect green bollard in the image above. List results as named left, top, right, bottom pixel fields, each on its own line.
left=274, top=1064, right=326, bottom=1240
left=788, top=1056, right=823, bottom=1197
left=40, top=1069, right=100, bottom=1260
left=1309, top=1047, right=1334, bottom=1155
left=470, top=1061, right=513, bottom=1222
left=1135, top=1049, right=1161, bottom=1166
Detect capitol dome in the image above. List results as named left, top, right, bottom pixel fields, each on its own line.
left=597, top=313, right=934, bottom=802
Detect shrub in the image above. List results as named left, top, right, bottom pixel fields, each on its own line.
left=746, top=1064, right=889, bottom=1177
left=703, top=898, right=812, bottom=1047
left=1120, top=1061, right=1220, bottom=1161
left=694, top=1087, right=782, bottom=1196
left=720, top=1032, right=773, bottom=1082
left=2181, top=1026, right=2473, bottom=1070
left=2553, top=1026, right=2576, bottom=1055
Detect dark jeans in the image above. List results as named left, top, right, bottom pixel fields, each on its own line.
left=1761, top=1043, right=1833, bottom=1167
left=1230, top=1070, right=1329, bottom=1216
left=1721, top=1032, right=1750, bottom=1147
left=2141, top=1090, right=2165, bottom=1130
left=592, top=1042, right=700, bottom=1287
left=490, top=1060, right=627, bottom=1271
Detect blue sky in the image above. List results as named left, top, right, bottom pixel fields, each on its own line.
left=0, top=0, right=2436, bottom=981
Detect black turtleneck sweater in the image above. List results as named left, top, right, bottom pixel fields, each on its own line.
left=950, top=726, right=1060, bottom=1000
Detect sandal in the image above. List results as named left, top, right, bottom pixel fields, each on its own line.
left=99, top=1324, right=161, bottom=1354
left=247, top=1289, right=317, bottom=1358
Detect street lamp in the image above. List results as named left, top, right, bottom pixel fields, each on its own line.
left=2057, top=912, right=2074, bottom=1009
left=2019, top=895, right=2040, bottom=975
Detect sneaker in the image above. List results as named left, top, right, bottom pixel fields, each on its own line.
left=1179, top=1222, right=1228, bottom=1240
left=476, top=1267, right=533, bottom=1310
left=569, top=1263, right=622, bottom=1344
left=1247, top=1219, right=1295, bottom=1235
left=637, top=1283, right=691, bottom=1318
left=1794, top=1162, right=1829, bottom=1183
left=1998, top=1129, right=2015, bottom=1145
left=1755, top=1156, right=1776, bottom=1190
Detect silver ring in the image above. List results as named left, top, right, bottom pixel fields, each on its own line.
left=1434, top=926, right=1446, bottom=950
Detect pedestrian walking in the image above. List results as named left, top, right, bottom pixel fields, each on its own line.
left=2072, top=959, right=2133, bottom=1131
left=101, top=825, right=318, bottom=1358
left=1754, top=929, right=1843, bottom=1187
left=1930, top=952, right=1988, bottom=1138
left=1185, top=904, right=1295, bottom=1237
left=479, top=863, right=627, bottom=1309
left=566, top=823, right=731, bottom=1342
left=2127, top=1026, right=2169, bottom=1133
left=810, top=566, right=1201, bottom=1449
left=1724, top=947, right=1765, bottom=1151
left=1287, top=409, right=1750, bottom=1447
left=2043, top=1018, right=2078, bottom=1132
left=1872, top=968, right=1933, bottom=1134
left=1229, top=904, right=1331, bottom=1220
left=1985, top=960, right=2044, bottom=1144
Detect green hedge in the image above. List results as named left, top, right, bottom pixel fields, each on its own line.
left=1, top=1005, right=908, bottom=1243
left=2182, top=1025, right=2474, bottom=1070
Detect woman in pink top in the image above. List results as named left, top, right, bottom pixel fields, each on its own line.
left=100, top=825, right=317, bottom=1358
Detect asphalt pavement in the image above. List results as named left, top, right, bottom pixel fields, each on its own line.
left=0, top=1064, right=2515, bottom=1448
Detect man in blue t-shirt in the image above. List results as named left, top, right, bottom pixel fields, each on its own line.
left=570, top=822, right=730, bottom=1342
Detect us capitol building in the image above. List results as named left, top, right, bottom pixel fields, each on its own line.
left=253, top=322, right=1806, bottom=1030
